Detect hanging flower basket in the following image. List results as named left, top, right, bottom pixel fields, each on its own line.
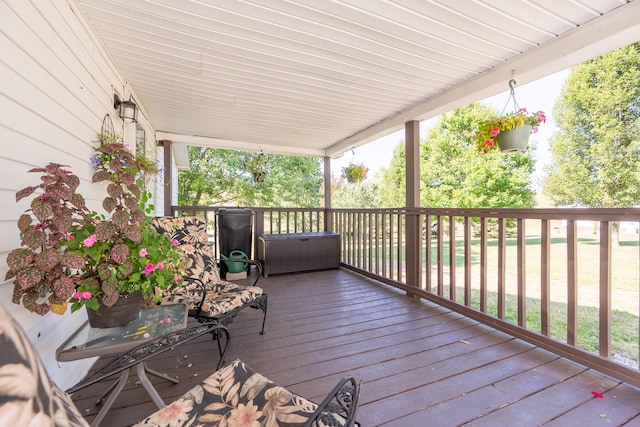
left=245, top=151, right=267, bottom=182
left=475, top=79, right=545, bottom=154
left=476, top=109, right=544, bottom=153
left=341, top=162, right=368, bottom=183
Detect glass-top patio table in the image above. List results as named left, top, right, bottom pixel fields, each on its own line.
left=56, top=304, right=188, bottom=427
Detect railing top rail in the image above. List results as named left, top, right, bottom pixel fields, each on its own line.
left=330, top=207, right=640, bottom=221
left=173, top=205, right=640, bottom=221
left=173, top=206, right=325, bottom=213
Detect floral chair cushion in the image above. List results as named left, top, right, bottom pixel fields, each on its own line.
left=151, top=216, right=266, bottom=326
left=151, top=216, right=221, bottom=288
left=0, top=303, right=89, bottom=427
left=133, top=359, right=349, bottom=427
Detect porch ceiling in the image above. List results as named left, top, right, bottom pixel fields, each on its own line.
left=74, top=0, right=640, bottom=159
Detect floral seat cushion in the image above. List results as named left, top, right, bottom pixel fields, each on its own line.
left=0, top=304, right=89, bottom=427
left=133, top=359, right=350, bottom=427
left=162, top=281, right=263, bottom=318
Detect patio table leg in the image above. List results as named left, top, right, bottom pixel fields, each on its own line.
left=91, top=368, right=130, bottom=427
left=136, top=362, right=171, bottom=409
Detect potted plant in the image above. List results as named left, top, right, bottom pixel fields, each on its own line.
left=5, top=134, right=183, bottom=327
left=476, top=108, right=546, bottom=153
left=245, top=151, right=267, bottom=182
left=341, top=162, right=369, bottom=183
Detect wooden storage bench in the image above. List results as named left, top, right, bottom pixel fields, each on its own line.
left=257, top=232, right=340, bottom=277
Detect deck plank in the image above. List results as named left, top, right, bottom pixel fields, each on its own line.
left=69, top=268, right=640, bottom=426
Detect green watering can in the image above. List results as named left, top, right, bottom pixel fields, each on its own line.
left=220, top=250, right=249, bottom=273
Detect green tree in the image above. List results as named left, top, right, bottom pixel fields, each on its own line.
left=378, top=143, right=406, bottom=207
left=421, top=104, right=535, bottom=208
left=178, top=147, right=323, bottom=207
left=378, top=104, right=536, bottom=209
left=543, top=43, right=640, bottom=209
left=332, top=177, right=382, bottom=208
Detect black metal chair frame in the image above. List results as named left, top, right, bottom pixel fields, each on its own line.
left=305, top=375, right=362, bottom=427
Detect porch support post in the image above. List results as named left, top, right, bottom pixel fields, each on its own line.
left=324, top=156, right=333, bottom=231
left=405, top=120, right=421, bottom=292
left=160, top=139, right=172, bottom=216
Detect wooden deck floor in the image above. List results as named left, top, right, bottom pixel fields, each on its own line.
left=70, top=268, right=640, bottom=426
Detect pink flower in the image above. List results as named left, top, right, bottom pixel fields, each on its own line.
left=174, top=275, right=182, bottom=282
left=73, top=291, right=92, bottom=300
left=156, top=262, right=165, bottom=270
left=92, top=219, right=102, bottom=224
left=66, top=235, right=74, bottom=241
left=142, top=263, right=155, bottom=274
left=171, top=239, right=179, bottom=246
left=165, top=318, right=171, bottom=324
left=83, top=234, right=98, bottom=248
left=484, top=140, right=494, bottom=147
left=139, top=248, right=148, bottom=257
left=143, top=333, right=150, bottom=339
left=489, top=126, right=500, bottom=137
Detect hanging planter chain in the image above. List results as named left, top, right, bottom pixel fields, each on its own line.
left=501, top=79, right=521, bottom=115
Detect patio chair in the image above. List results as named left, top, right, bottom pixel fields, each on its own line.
left=0, top=303, right=361, bottom=427
left=151, top=216, right=268, bottom=334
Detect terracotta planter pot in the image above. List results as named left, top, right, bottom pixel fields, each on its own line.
left=86, top=290, right=143, bottom=328
left=496, top=124, right=532, bottom=153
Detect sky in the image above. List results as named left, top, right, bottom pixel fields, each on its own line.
left=330, top=68, right=571, bottom=190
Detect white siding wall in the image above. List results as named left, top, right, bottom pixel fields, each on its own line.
left=1, top=0, right=161, bottom=389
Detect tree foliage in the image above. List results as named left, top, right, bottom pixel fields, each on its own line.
left=378, top=143, right=407, bottom=208
left=178, top=147, right=323, bottom=207
left=543, top=43, right=640, bottom=207
left=331, top=176, right=382, bottom=208
left=422, top=104, right=535, bottom=208
left=378, top=104, right=536, bottom=208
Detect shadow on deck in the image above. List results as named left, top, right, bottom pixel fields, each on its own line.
left=70, top=268, right=640, bottom=426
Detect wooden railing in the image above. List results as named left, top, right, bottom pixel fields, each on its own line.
left=172, top=205, right=640, bottom=387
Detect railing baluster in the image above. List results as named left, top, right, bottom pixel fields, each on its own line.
left=497, top=217, right=506, bottom=319
left=449, top=215, right=456, bottom=301
left=437, top=215, right=444, bottom=296
left=389, top=213, right=394, bottom=280
left=541, top=219, right=551, bottom=336
left=599, top=221, right=612, bottom=358
left=425, top=214, right=432, bottom=292
left=382, top=213, right=388, bottom=279
left=464, top=217, right=471, bottom=306
left=397, top=212, right=403, bottom=282
left=480, top=216, right=487, bottom=312
left=517, top=218, right=526, bottom=327
left=567, top=219, right=578, bottom=346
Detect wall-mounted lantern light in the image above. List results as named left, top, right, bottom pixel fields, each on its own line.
left=113, top=94, right=138, bottom=122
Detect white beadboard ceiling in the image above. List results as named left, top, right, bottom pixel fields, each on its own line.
left=74, top=0, right=640, bottom=160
